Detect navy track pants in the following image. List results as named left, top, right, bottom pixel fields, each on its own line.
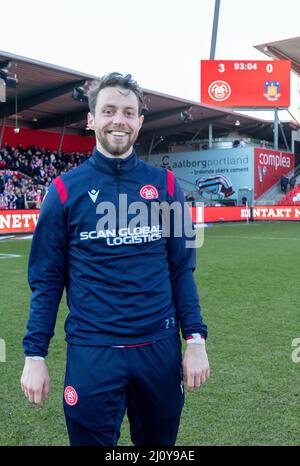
left=63, top=335, right=184, bottom=446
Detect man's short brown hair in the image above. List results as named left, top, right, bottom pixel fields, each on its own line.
left=87, top=72, right=145, bottom=116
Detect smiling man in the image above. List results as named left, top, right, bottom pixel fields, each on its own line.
left=87, top=83, right=143, bottom=157
left=21, top=72, right=209, bottom=446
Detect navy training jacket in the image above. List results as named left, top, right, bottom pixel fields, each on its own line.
left=23, top=148, right=208, bottom=357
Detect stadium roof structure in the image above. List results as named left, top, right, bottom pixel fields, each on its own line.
left=0, top=50, right=297, bottom=153
left=255, top=36, right=300, bottom=77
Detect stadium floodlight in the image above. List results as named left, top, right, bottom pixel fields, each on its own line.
left=179, top=107, right=193, bottom=123
left=72, top=86, right=88, bottom=103
left=5, top=75, right=18, bottom=88
left=0, top=68, right=18, bottom=88
left=0, top=69, right=8, bottom=79
left=0, top=78, right=5, bottom=102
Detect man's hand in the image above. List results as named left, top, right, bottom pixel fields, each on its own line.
left=20, top=359, right=50, bottom=406
left=182, top=344, right=210, bottom=392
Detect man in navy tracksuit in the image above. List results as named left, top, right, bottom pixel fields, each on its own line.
left=21, top=72, right=210, bottom=446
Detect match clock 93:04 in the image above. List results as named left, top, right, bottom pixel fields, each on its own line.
left=217, top=62, right=274, bottom=72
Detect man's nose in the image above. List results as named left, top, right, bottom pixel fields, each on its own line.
left=112, top=111, right=126, bottom=125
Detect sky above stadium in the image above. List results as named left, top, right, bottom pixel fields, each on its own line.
left=1, top=0, right=300, bottom=120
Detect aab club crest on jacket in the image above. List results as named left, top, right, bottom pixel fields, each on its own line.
left=140, top=185, right=159, bottom=200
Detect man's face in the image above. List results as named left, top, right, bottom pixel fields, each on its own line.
left=88, top=86, right=144, bottom=158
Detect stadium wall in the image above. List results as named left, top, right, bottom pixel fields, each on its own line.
left=0, top=210, right=39, bottom=234
left=1, top=206, right=300, bottom=235
left=195, top=206, right=300, bottom=222
left=0, top=126, right=95, bottom=153
left=144, top=147, right=294, bottom=201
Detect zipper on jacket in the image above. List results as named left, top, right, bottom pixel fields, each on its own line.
left=115, top=162, right=122, bottom=229
left=116, top=161, right=122, bottom=174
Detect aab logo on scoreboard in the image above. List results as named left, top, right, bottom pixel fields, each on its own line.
left=208, top=80, right=231, bottom=102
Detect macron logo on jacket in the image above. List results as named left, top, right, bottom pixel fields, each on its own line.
left=88, top=189, right=100, bottom=203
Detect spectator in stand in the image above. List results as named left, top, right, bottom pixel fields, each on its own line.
left=0, top=192, right=8, bottom=209
left=6, top=189, right=17, bottom=209
left=0, top=158, right=7, bottom=169
left=24, top=191, right=35, bottom=209
left=3, top=170, right=12, bottom=184
left=50, top=152, right=56, bottom=164
left=0, top=150, right=7, bottom=169
left=15, top=188, right=25, bottom=209
left=34, top=189, right=43, bottom=209
left=0, top=144, right=91, bottom=209
left=280, top=175, right=289, bottom=194
left=289, top=174, right=296, bottom=190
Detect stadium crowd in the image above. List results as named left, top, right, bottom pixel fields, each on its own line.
left=0, top=144, right=91, bottom=209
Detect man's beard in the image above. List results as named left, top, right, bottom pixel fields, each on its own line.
left=96, top=130, right=138, bottom=156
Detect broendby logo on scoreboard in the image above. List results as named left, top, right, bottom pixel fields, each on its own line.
left=200, top=60, right=290, bottom=108
left=264, top=81, right=281, bottom=102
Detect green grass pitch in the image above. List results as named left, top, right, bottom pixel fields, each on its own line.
left=0, top=221, right=299, bottom=445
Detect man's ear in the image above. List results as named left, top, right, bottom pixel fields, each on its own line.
left=138, top=114, right=144, bottom=129
left=87, top=112, right=95, bottom=130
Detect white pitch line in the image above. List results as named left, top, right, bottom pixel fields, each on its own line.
left=0, top=254, right=22, bottom=259
left=14, top=235, right=33, bottom=240
left=0, top=235, right=15, bottom=241
left=0, top=234, right=33, bottom=242
left=208, top=235, right=300, bottom=241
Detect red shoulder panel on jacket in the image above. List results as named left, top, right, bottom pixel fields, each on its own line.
left=167, top=169, right=175, bottom=197
left=53, top=177, right=68, bottom=204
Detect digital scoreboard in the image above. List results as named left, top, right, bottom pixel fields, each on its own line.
left=200, top=60, right=291, bottom=108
